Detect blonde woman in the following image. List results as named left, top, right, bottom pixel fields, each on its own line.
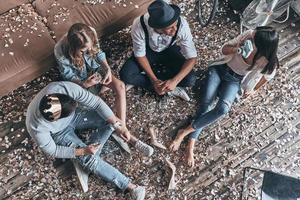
left=54, top=23, right=126, bottom=124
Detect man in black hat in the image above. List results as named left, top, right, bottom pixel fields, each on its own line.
left=120, top=0, right=197, bottom=101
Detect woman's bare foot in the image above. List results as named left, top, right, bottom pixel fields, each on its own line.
left=185, top=148, right=195, bottom=167
left=185, top=139, right=196, bottom=167
left=169, top=129, right=186, bottom=151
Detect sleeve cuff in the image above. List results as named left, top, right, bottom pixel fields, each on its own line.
left=133, top=50, right=146, bottom=58
left=191, top=120, right=197, bottom=130
left=96, top=51, right=106, bottom=62
left=184, top=53, right=197, bottom=59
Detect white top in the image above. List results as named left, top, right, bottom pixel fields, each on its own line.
left=223, top=30, right=268, bottom=76
left=227, top=51, right=252, bottom=76
left=210, top=30, right=275, bottom=93
left=131, top=13, right=197, bottom=59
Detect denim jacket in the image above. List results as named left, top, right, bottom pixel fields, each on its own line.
left=54, top=32, right=106, bottom=82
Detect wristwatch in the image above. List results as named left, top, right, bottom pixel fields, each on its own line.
left=111, top=121, right=122, bottom=131
left=237, top=47, right=242, bottom=54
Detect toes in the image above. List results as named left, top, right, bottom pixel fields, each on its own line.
left=171, top=146, right=178, bottom=152
left=187, top=159, right=195, bottom=167
left=169, top=143, right=174, bottom=151
left=190, top=160, right=195, bottom=168
left=169, top=142, right=178, bottom=151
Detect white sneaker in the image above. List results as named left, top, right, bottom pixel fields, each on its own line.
left=131, top=185, right=146, bottom=200
left=135, top=140, right=154, bottom=157
left=73, top=161, right=89, bottom=192
left=126, top=84, right=134, bottom=91
left=168, top=87, right=190, bottom=101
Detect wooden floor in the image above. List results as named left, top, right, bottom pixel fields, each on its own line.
left=0, top=15, right=300, bottom=200
left=185, top=17, right=300, bottom=199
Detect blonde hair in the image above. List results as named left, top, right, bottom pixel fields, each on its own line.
left=65, top=23, right=99, bottom=70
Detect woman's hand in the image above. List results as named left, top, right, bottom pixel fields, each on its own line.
left=238, top=34, right=253, bottom=48
left=222, top=45, right=239, bottom=55
left=83, top=74, right=101, bottom=88
left=102, top=69, right=112, bottom=85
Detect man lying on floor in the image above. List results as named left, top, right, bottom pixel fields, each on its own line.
left=25, top=81, right=153, bottom=200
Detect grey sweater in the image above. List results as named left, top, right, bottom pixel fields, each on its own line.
left=25, top=81, right=114, bottom=158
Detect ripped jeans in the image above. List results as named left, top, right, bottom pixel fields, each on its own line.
left=189, top=64, right=244, bottom=140
left=52, top=109, right=130, bottom=191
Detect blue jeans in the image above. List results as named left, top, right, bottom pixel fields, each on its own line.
left=119, top=45, right=196, bottom=90
left=52, top=109, right=130, bottom=191
left=189, top=64, right=244, bottom=139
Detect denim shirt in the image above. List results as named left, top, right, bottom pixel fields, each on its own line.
left=54, top=34, right=106, bottom=82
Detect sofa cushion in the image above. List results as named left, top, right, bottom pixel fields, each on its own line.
left=0, top=4, right=56, bottom=96
left=0, top=0, right=29, bottom=15
left=33, top=0, right=153, bottom=41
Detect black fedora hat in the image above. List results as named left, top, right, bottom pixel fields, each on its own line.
left=148, top=0, right=181, bottom=29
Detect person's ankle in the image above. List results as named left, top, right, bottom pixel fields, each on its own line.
left=175, top=134, right=184, bottom=142
left=187, top=144, right=194, bottom=152
left=177, top=129, right=187, bottom=138
left=127, top=183, right=137, bottom=191
left=188, top=148, right=194, bottom=154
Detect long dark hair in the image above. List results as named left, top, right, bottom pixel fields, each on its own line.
left=248, top=26, right=279, bottom=74
left=63, top=23, right=99, bottom=70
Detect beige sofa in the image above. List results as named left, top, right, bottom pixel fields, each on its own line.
left=0, top=0, right=153, bottom=96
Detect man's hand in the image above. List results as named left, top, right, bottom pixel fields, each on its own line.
left=161, top=79, right=178, bottom=92
left=113, top=122, right=131, bottom=142
left=152, top=79, right=165, bottom=95
left=85, top=143, right=101, bottom=154
left=75, top=143, right=101, bottom=156
left=118, top=127, right=131, bottom=142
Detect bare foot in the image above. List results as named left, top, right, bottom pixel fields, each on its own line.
left=185, top=148, right=195, bottom=167
left=169, top=129, right=185, bottom=151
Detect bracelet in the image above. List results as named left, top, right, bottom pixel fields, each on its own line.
left=111, top=121, right=122, bottom=130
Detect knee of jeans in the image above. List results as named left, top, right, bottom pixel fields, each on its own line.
left=208, top=67, right=218, bottom=75
left=82, top=155, right=99, bottom=171
left=119, top=67, right=128, bottom=83
left=187, top=75, right=196, bottom=86
left=181, top=73, right=196, bottom=87
left=216, top=100, right=231, bottom=115
left=119, top=62, right=133, bottom=82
